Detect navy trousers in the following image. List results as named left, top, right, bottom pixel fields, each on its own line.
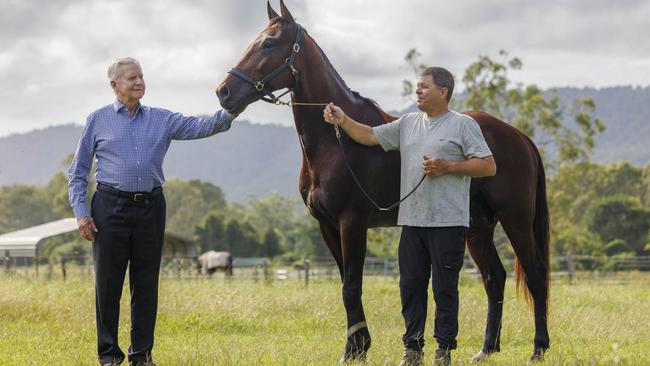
left=91, top=186, right=165, bottom=364
left=399, top=226, right=467, bottom=351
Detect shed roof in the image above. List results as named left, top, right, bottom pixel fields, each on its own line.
left=0, top=218, right=78, bottom=256
left=0, top=218, right=196, bottom=257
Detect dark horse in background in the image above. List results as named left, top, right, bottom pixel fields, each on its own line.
left=217, top=1, right=550, bottom=362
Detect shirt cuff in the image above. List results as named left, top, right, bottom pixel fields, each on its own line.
left=72, top=204, right=90, bottom=220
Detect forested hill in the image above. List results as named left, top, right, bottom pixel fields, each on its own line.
left=1, top=86, right=648, bottom=200
left=551, top=86, right=650, bottom=163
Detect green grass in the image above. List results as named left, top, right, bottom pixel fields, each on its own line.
left=1, top=273, right=649, bottom=365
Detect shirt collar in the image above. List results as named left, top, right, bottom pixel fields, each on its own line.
left=424, top=110, right=453, bottom=123
left=112, top=100, right=147, bottom=115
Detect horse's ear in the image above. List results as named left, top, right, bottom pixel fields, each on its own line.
left=267, top=1, right=279, bottom=20
left=279, top=0, right=295, bottom=23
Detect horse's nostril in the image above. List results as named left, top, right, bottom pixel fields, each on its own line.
left=219, top=86, right=230, bottom=100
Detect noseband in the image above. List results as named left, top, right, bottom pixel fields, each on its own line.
left=228, top=25, right=304, bottom=105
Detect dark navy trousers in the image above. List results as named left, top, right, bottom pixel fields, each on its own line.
left=91, top=187, right=165, bottom=365
left=399, top=226, right=467, bottom=351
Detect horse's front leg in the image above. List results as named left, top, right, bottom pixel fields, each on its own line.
left=339, top=218, right=371, bottom=362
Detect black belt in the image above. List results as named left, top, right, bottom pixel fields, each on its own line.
left=97, top=183, right=162, bottom=203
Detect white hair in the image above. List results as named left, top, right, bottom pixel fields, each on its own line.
left=107, top=57, right=141, bottom=81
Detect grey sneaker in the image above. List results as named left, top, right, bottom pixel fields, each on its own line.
left=398, top=348, right=424, bottom=366
left=434, top=348, right=451, bottom=366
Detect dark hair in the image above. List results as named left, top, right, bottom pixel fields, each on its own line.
left=421, top=67, right=454, bottom=102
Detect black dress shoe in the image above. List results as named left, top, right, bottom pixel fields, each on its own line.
left=100, top=358, right=123, bottom=366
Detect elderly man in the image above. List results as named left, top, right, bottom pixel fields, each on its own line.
left=68, top=57, right=237, bottom=366
left=324, top=67, right=496, bottom=366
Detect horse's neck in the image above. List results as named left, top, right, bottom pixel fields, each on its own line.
left=291, top=38, right=357, bottom=149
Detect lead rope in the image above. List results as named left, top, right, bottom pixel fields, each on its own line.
left=334, top=125, right=426, bottom=212
left=274, top=98, right=426, bottom=212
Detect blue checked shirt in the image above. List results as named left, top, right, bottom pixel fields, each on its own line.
left=68, top=100, right=236, bottom=220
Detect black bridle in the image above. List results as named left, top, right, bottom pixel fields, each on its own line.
left=228, top=23, right=425, bottom=212
left=228, top=25, right=304, bottom=105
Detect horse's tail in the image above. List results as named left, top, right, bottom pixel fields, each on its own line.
left=514, top=142, right=551, bottom=308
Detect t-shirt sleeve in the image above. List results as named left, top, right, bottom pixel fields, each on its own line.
left=461, top=117, right=492, bottom=159
left=372, top=117, right=402, bottom=151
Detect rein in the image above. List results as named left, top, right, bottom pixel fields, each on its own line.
left=332, top=124, right=427, bottom=212
left=230, top=23, right=425, bottom=212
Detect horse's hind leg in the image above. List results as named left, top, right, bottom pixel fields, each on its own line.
left=499, top=214, right=549, bottom=362
left=467, top=198, right=506, bottom=362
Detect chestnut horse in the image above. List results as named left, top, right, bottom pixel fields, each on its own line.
left=217, top=1, right=550, bottom=362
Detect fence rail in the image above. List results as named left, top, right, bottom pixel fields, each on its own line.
left=2, top=255, right=650, bottom=283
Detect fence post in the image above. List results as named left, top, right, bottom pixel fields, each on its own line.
left=175, top=256, right=182, bottom=278
left=5, top=251, right=11, bottom=274
left=263, top=260, right=271, bottom=283
left=61, top=256, right=68, bottom=281
left=566, top=252, right=575, bottom=285
left=304, top=257, right=310, bottom=287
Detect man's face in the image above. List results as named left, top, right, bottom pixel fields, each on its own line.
left=111, top=62, right=145, bottom=103
left=415, top=74, right=447, bottom=111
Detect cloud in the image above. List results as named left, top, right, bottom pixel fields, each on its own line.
left=0, top=0, right=648, bottom=137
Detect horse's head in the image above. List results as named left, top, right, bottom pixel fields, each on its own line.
left=217, top=0, right=303, bottom=114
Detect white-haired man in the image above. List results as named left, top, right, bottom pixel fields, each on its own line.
left=68, top=57, right=237, bottom=366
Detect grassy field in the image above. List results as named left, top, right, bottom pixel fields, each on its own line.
left=1, top=273, right=649, bottom=365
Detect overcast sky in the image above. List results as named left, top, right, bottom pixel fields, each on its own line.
left=1, top=0, right=649, bottom=137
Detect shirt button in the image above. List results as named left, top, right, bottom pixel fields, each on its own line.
left=138, top=178, right=141, bottom=181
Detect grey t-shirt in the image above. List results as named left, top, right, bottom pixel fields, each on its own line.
left=372, top=110, right=492, bottom=227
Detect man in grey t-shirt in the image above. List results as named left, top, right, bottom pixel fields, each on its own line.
left=323, top=67, right=495, bottom=366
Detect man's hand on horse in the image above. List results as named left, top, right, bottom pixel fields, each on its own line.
left=78, top=216, right=98, bottom=242
left=422, top=155, right=451, bottom=176
left=323, top=103, right=346, bottom=125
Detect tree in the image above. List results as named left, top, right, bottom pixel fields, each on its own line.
left=366, top=228, right=400, bottom=258
left=0, top=185, right=56, bottom=233
left=261, top=228, right=281, bottom=258
left=583, top=195, right=650, bottom=255
left=164, top=178, right=228, bottom=238
left=402, top=48, right=427, bottom=97
left=548, top=162, right=644, bottom=227
left=194, top=212, right=226, bottom=253
left=224, top=220, right=260, bottom=257
left=461, top=50, right=605, bottom=168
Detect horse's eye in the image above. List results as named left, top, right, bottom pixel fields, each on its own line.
left=262, top=39, right=275, bottom=49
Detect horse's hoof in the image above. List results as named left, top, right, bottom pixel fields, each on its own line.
left=471, top=350, right=490, bottom=363
left=529, top=349, right=545, bottom=363
left=339, top=352, right=366, bottom=364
